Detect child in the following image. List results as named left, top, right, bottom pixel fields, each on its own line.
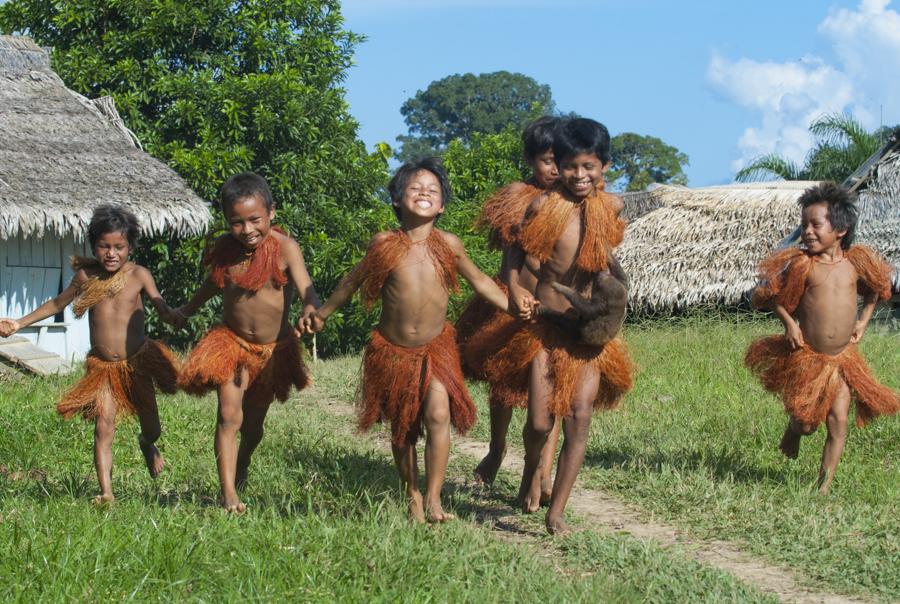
left=487, top=117, right=633, bottom=534
left=745, top=182, right=898, bottom=493
left=176, top=172, right=320, bottom=513
left=455, top=116, right=563, bottom=498
left=0, top=206, right=181, bottom=505
left=305, top=157, right=524, bottom=523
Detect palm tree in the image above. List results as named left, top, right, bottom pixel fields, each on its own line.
left=735, top=113, right=888, bottom=182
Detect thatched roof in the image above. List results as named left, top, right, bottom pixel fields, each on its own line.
left=618, top=181, right=819, bottom=312
left=0, top=36, right=211, bottom=241
left=853, top=132, right=900, bottom=291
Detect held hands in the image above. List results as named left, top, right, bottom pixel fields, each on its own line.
left=297, top=308, right=326, bottom=336
left=508, top=286, right=538, bottom=321
left=850, top=320, right=866, bottom=344
left=0, top=318, right=21, bottom=338
left=784, top=320, right=805, bottom=350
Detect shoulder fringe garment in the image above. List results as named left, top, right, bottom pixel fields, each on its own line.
left=59, top=258, right=179, bottom=420
left=517, top=185, right=625, bottom=274
left=745, top=244, right=899, bottom=427
left=205, top=227, right=289, bottom=292
left=356, top=229, right=475, bottom=445
left=477, top=180, right=541, bottom=250
left=178, top=228, right=309, bottom=406
left=70, top=257, right=129, bottom=318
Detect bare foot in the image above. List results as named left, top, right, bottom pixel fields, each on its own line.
left=235, top=462, right=249, bottom=492
left=546, top=514, right=572, bottom=536
left=517, top=467, right=542, bottom=514
left=473, top=446, right=506, bottom=486
left=816, top=471, right=834, bottom=494
left=138, top=435, right=165, bottom=478
left=425, top=498, right=456, bottom=523
left=91, top=494, right=115, bottom=507
left=778, top=426, right=801, bottom=459
left=222, top=495, right=246, bottom=515
left=407, top=491, right=426, bottom=524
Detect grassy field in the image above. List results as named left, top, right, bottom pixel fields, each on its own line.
left=1, top=315, right=897, bottom=601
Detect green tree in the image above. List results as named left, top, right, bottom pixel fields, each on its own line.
left=607, top=133, right=689, bottom=192
left=735, top=113, right=889, bottom=183
left=396, top=71, right=554, bottom=161
left=0, top=0, right=393, bottom=355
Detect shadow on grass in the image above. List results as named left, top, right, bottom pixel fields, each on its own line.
left=583, top=443, right=795, bottom=486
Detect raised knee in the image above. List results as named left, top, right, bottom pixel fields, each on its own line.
left=424, top=403, right=451, bottom=428
left=827, top=412, right=848, bottom=436
left=529, top=416, right=554, bottom=437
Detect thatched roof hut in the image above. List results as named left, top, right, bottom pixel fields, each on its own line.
left=0, top=35, right=211, bottom=366
left=851, top=130, right=900, bottom=291
left=618, top=181, right=818, bottom=312
left=0, top=35, right=211, bottom=240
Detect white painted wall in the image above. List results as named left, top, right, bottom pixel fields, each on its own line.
left=0, top=233, right=91, bottom=361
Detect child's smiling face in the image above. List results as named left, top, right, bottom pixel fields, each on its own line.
left=224, top=193, right=275, bottom=250
left=558, top=152, right=610, bottom=199
left=801, top=202, right=845, bottom=254
left=93, top=231, right=130, bottom=273
left=396, top=169, right=444, bottom=221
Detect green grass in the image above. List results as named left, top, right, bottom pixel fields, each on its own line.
left=1, top=343, right=776, bottom=603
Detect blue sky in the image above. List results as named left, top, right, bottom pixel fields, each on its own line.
left=340, top=0, right=900, bottom=187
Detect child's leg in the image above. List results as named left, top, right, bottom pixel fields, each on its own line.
left=540, top=416, right=561, bottom=504
left=423, top=378, right=453, bottom=522
left=779, top=416, right=816, bottom=459
left=215, top=368, right=249, bottom=512
left=93, top=391, right=117, bottom=504
left=391, top=441, right=423, bottom=523
left=133, top=381, right=164, bottom=478
left=546, top=365, right=600, bottom=535
left=473, top=403, right=512, bottom=485
left=519, top=350, right=554, bottom=513
left=235, top=402, right=271, bottom=490
left=817, top=377, right=851, bottom=494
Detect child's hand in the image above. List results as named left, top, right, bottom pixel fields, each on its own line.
left=785, top=320, right=805, bottom=350
left=850, top=320, right=866, bottom=344
left=168, top=308, right=188, bottom=330
left=509, top=286, right=535, bottom=320
left=0, top=318, right=21, bottom=337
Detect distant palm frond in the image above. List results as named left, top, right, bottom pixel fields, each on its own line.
left=735, top=155, right=805, bottom=182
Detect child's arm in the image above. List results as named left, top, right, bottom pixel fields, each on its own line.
left=280, top=237, right=322, bottom=332
left=305, top=264, right=366, bottom=333
left=445, top=233, right=529, bottom=318
left=134, top=266, right=180, bottom=326
left=503, top=243, right=535, bottom=317
left=851, top=293, right=878, bottom=343
left=0, top=273, right=84, bottom=336
left=176, top=276, right=220, bottom=323
left=770, top=302, right=804, bottom=349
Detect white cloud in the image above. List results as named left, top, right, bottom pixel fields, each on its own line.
left=708, top=0, right=900, bottom=173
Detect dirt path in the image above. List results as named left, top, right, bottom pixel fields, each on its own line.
left=307, top=392, right=871, bottom=604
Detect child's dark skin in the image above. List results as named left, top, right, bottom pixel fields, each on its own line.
left=0, top=231, right=179, bottom=504
left=306, top=168, right=530, bottom=523
left=473, top=148, right=562, bottom=503
left=177, top=194, right=320, bottom=513
left=507, top=151, right=623, bottom=534
left=768, top=202, right=877, bottom=493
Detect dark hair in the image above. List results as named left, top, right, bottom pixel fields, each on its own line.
left=552, top=117, right=611, bottom=165
left=88, top=205, right=140, bottom=249
left=387, top=157, right=452, bottom=222
left=220, top=172, right=274, bottom=213
left=798, top=181, right=858, bottom=249
left=522, top=116, right=558, bottom=161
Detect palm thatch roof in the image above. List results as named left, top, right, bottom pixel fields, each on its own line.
left=0, top=36, right=211, bottom=241
left=618, top=181, right=820, bottom=312
left=852, top=130, right=900, bottom=291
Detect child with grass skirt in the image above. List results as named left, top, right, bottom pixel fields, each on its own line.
left=746, top=182, right=899, bottom=493
left=488, top=117, right=633, bottom=535
left=0, top=206, right=182, bottom=505
left=305, top=157, right=527, bottom=523
left=176, top=172, right=321, bottom=513
left=454, top=116, right=564, bottom=499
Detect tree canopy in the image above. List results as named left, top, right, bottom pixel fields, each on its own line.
left=735, top=113, right=892, bottom=183
left=396, top=71, right=554, bottom=161
left=607, top=133, right=689, bottom=192
left=0, top=0, right=393, bottom=355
